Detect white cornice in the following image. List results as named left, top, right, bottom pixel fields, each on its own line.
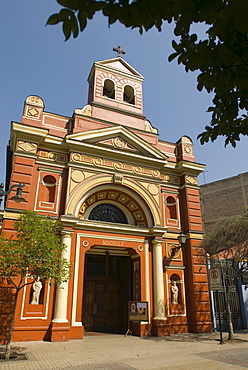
left=35, top=159, right=66, bottom=169
left=175, top=161, right=205, bottom=175
left=164, top=162, right=177, bottom=170
left=43, top=135, right=66, bottom=147
left=10, top=122, right=48, bottom=150
left=94, top=63, right=144, bottom=82
left=60, top=216, right=150, bottom=236
left=59, top=216, right=167, bottom=237
left=88, top=57, right=144, bottom=83
left=11, top=122, right=48, bottom=137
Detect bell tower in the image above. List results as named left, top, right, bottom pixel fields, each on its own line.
left=87, top=56, right=146, bottom=131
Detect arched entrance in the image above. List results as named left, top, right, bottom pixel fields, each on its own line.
left=82, top=248, right=134, bottom=333
left=77, top=184, right=153, bottom=333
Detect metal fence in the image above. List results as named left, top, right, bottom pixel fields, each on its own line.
left=210, top=260, right=242, bottom=331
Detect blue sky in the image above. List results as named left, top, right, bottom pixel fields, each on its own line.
left=1, top=0, right=247, bottom=186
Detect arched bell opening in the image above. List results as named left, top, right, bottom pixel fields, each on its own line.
left=123, top=85, right=135, bottom=105
left=103, top=79, right=115, bottom=99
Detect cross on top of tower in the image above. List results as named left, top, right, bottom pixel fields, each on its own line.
left=113, top=45, right=126, bottom=57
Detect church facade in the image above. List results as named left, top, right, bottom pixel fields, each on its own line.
left=0, top=57, right=212, bottom=342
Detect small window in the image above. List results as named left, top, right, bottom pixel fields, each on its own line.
left=42, top=175, right=56, bottom=203
left=103, top=79, right=115, bottom=99
left=166, top=196, right=177, bottom=220
left=123, top=85, right=135, bottom=105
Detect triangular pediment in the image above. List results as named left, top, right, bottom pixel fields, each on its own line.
left=66, top=126, right=167, bottom=161
left=95, top=137, right=139, bottom=153
left=88, top=58, right=144, bottom=81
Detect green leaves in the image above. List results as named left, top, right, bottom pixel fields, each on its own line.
left=47, top=8, right=79, bottom=40
left=47, top=13, right=60, bottom=25
left=78, top=11, right=87, bottom=31
left=47, top=0, right=248, bottom=146
left=57, top=0, right=79, bottom=10
left=0, top=211, right=71, bottom=288
left=167, top=0, right=248, bottom=146
left=203, top=212, right=248, bottom=264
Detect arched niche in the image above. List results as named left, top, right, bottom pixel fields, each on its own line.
left=166, top=196, right=177, bottom=220
left=42, top=175, right=56, bottom=203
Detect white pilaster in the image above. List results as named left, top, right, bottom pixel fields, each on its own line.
left=152, top=238, right=166, bottom=320
left=52, top=230, right=73, bottom=323
left=144, top=240, right=151, bottom=323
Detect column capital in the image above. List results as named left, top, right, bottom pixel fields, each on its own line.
left=150, top=226, right=167, bottom=237
left=61, top=229, right=74, bottom=238
left=152, top=237, right=164, bottom=246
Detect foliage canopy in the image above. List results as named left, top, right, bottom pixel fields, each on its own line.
left=203, top=212, right=248, bottom=266
left=0, top=211, right=71, bottom=359
left=0, top=210, right=71, bottom=289
left=47, top=0, right=248, bottom=146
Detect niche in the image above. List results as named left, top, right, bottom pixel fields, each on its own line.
left=170, top=273, right=181, bottom=305
left=42, top=175, right=56, bottom=203
left=166, top=196, right=177, bottom=220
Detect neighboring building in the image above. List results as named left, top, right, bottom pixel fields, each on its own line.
left=200, top=173, right=248, bottom=330
left=0, top=56, right=212, bottom=343
left=200, top=172, right=248, bottom=233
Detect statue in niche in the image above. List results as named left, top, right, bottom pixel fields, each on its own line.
left=171, top=281, right=179, bottom=305
left=31, top=277, right=42, bottom=305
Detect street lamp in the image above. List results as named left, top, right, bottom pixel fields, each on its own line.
left=171, top=232, right=187, bottom=257
left=178, top=231, right=187, bottom=245
left=0, top=182, right=26, bottom=207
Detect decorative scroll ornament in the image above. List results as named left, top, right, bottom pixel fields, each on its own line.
left=74, top=104, right=92, bottom=116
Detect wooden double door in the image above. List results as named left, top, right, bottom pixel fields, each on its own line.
left=82, top=254, right=131, bottom=333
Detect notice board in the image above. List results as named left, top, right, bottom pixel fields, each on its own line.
left=128, top=301, right=148, bottom=322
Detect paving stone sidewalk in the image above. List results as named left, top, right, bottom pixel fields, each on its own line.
left=0, top=330, right=248, bottom=370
